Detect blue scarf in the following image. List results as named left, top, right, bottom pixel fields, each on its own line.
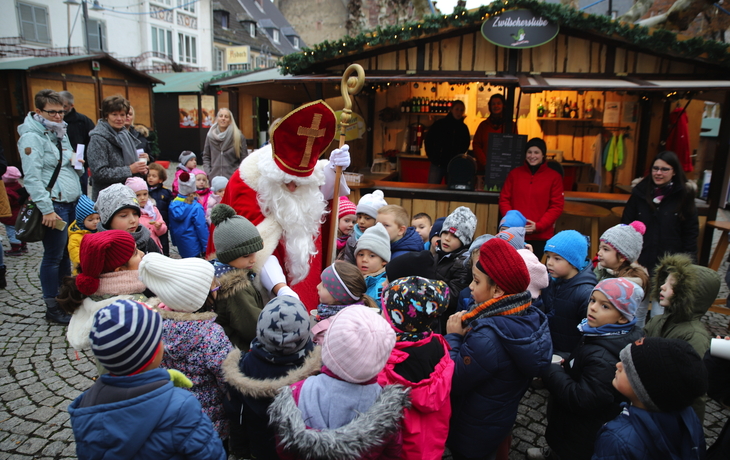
left=577, top=317, right=637, bottom=336
left=353, top=224, right=364, bottom=240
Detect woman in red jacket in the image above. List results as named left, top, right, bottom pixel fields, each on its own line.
left=499, top=137, right=564, bottom=259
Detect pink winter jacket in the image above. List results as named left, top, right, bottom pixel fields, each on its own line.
left=377, top=334, right=454, bottom=460
left=139, top=205, right=166, bottom=251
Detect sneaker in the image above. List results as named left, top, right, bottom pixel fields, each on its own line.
left=526, top=446, right=552, bottom=460
left=5, top=244, right=23, bottom=256
left=20, top=243, right=27, bottom=253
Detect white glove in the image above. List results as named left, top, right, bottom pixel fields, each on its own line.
left=260, top=255, right=286, bottom=294
left=329, top=144, right=351, bottom=170
left=276, top=286, right=300, bottom=301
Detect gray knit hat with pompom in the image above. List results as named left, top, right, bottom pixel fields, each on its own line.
left=211, top=204, right=263, bottom=264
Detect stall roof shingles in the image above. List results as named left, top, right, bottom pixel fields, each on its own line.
left=0, top=54, right=163, bottom=83
left=238, top=0, right=303, bottom=55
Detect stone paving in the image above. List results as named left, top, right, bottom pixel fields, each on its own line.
left=0, top=225, right=729, bottom=459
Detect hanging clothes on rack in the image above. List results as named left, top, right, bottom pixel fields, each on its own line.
left=604, top=133, right=616, bottom=171
left=666, top=107, right=692, bottom=172
left=591, top=133, right=603, bottom=192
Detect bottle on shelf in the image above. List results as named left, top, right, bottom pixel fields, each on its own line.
left=549, top=98, right=557, bottom=118
left=570, top=100, right=578, bottom=119
left=563, top=98, right=571, bottom=118
left=585, top=98, right=594, bottom=119
left=537, top=98, right=545, bottom=118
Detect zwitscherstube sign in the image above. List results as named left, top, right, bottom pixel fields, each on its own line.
left=481, top=9, right=559, bottom=49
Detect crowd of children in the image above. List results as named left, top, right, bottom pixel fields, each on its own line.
left=7, top=149, right=710, bottom=459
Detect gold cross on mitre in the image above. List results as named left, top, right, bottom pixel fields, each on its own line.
left=296, top=113, right=326, bottom=167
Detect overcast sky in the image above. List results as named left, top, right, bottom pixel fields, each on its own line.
left=432, top=0, right=495, bottom=14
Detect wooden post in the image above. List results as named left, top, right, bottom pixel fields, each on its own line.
left=327, top=64, right=365, bottom=264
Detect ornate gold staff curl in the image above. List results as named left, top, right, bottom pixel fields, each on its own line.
left=328, top=64, right=365, bottom=264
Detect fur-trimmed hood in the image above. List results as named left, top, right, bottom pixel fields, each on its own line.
left=650, top=253, right=719, bottom=321
left=222, top=346, right=321, bottom=399
left=218, top=267, right=255, bottom=298
left=155, top=309, right=217, bottom=322
left=268, top=384, right=410, bottom=460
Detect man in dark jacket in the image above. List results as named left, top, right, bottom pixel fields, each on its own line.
left=424, top=100, right=470, bottom=184
left=61, top=91, right=95, bottom=196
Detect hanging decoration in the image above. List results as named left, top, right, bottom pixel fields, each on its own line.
left=279, top=0, right=730, bottom=75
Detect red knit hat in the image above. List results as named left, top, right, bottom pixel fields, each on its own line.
left=338, top=196, right=357, bottom=219
left=271, top=100, right=337, bottom=177
left=76, top=231, right=137, bottom=296
left=477, top=238, right=529, bottom=295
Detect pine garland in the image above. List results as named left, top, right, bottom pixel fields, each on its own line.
left=279, top=0, right=730, bottom=75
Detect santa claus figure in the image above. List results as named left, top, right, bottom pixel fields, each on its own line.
left=211, top=100, right=350, bottom=308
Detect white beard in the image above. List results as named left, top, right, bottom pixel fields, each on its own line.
left=257, top=175, right=327, bottom=285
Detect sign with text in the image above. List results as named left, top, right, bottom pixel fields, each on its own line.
left=481, top=9, right=559, bottom=49
left=227, top=46, right=250, bottom=65
left=484, top=133, right=527, bottom=192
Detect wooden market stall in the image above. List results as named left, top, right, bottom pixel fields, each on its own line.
left=0, top=54, right=162, bottom=165
left=215, top=1, right=730, bottom=262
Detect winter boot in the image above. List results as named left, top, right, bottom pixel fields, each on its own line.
left=44, top=298, right=71, bottom=325
left=0, top=266, right=6, bottom=289
left=5, top=244, right=23, bottom=256
left=20, top=242, right=27, bottom=253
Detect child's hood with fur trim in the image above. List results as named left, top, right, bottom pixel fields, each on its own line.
left=650, top=253, right=720, bottom=320
left=268, top=384, right=410, bottom=459
left=222, top=347, right=322, bottom=399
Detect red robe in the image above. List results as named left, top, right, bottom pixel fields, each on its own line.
left=206, top=152, right=331, bottom=310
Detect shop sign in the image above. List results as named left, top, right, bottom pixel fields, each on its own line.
left=481, top=9, right=559, bottom=49
left=227, top=46, right=250, bottom=65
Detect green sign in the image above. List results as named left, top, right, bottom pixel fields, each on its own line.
left=481, top=9, right=559, bottom=49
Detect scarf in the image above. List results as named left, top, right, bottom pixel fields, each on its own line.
left=117, top=127, right=139, bottom=166
left=316, top=300, right=365, bottom=321
left=206, top=122, right=239, bottom=159
left=337, top=233, right=349, bottom=251
left=577, top=317, right=637, bottom=336
left=131, top=225, right=152, bottom=250
left=461, top=290, right=532, bottom=327
left=33, top=113, right=67, bottom=139
left=353, top=224, right=364, bottom=240
left=93, top=270, right=147, bottom=297
left=652, top=182, right=673, bottom=204
left=141, top=202, right=157, bottom=221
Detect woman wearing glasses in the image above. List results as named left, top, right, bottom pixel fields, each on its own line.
left=87, top=95, right=149, bottom=200
left=18, top=89, right=83, bottom=324
left=622, top=150, right=698, bottom=272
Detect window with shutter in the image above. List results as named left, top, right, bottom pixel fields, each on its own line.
left=18, top=2, right=50, bottom=43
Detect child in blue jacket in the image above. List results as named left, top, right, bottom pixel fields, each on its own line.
left=593, top=337, right=707, bottom=460
left=68, top=299, right=225, bottom=460
left=169, top=171, right=208, bottom=258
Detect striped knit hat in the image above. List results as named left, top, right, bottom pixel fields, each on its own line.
left=90, top=299, right=163, bottom=376
left=338, top=196, right=357, bottom=219
left=76, top=231, right=137, bottom=296
left=75, top=194, right=98, bottom=224
left=321, top=305, right=395, bottom=383
left=138, top=253, right=215, bottom=313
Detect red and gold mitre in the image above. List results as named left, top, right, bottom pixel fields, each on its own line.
left=271, top=100, right=337, bottom=177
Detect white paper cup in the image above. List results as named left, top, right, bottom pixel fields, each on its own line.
left=551, top=354, right=563, bottom=364
left=710, top=338, right=730, bottom=360
left=138, top=158, right=148, bottom=165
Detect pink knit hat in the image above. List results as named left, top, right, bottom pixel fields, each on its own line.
left=125, top=177, right=148, bottom=193
left=321, top=305, right=395, bottom=383
left=517, top=249, right=549, bottom=299
left=338, top=196, right=357, bottom=219
left=2, top=167, right=21, bottom=182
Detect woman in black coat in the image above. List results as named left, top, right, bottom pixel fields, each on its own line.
left=622, top=150, right=698, bottom=272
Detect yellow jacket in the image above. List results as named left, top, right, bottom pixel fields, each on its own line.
left=67, top=220, right=94, bottom=275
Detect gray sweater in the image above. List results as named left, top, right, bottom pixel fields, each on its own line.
left=87, top=119, right=139, bottom=200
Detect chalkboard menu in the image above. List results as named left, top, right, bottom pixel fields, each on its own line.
left=484, top=133, right=527, bottom=191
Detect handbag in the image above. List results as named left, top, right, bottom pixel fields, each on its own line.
left=15, top=142, right=64, bottom=243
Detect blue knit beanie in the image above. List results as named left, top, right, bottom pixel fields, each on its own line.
left=500, top=210, right=527, bottom=229
left=75, top=194, right=98, bottom=224
left=90, top=299, right=163, bottom=376
left=545, top=230, right=589, bottom=270
left=429, top=217, right=446, bottom=241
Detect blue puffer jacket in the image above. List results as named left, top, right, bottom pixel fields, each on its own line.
left=391, top=227, right=426, bottom=259
left=445, top=304, right=552, bottom=458
left=68, top=368, right=226, bottom=460
left=168, top=196, right=208, bottom=258
left=592, top=403, right=705, bottom=460
left=542, top=264, right=597, bottom=355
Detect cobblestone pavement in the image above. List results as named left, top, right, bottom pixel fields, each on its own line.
left=1, top=235, right=729, bottom=459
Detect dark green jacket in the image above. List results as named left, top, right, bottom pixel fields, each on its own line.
left=215, top=268, right=264, bottom=351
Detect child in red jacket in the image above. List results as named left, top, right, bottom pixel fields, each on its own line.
left=378, top=276, right=454, bottom=460
left=1, top=167, right=28, bottom=256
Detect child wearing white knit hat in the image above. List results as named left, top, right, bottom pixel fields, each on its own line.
left=339, top=189, right=388, bottom=264
left=268, top=305, right=409, bottom=459
left=138, top=253, right=233, bottom=440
